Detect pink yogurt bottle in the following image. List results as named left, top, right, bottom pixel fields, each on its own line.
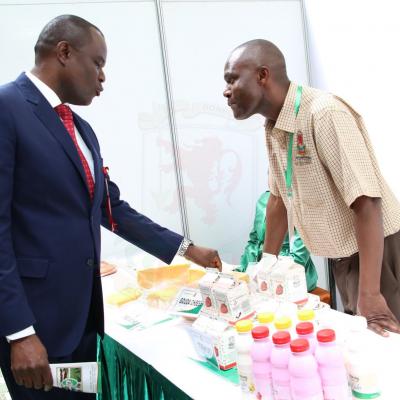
left=296, top=322, right=317, bottom=354
left=315, top=329, right=349, bottom=400
left=289, top=338, right=323, bottom=400
left=271, top=331, right=292, bottom=400
left=251, top=326, right=273, bottom=399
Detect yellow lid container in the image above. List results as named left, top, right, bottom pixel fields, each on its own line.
left=257, top=312, right=275, bottom=324
left=235, top=319, right=253, bottom=333
left=297, top=309, right=315, bottom=321
left=274, top=316, right=292, bottom=330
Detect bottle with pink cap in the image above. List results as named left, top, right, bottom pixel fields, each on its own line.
left=296, top=322, right=317, bottom=354
left=251, top=325, right=273, bottom=399
left=288, top=338, right=323, bottom=400
left=271, top=330, right=292, bottom=400
left=315, top=328, right=349, bottom=400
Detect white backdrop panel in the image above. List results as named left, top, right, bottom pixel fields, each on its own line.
left=163, top=0, right=309, bottom=262
left=0, top=1, right=182, bottom=263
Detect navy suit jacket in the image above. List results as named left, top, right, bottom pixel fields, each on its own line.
left=0, top=73, right=183, bottom=356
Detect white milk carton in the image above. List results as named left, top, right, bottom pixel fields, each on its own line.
left=269, top=256, right=308, bottom=304
left=212, top=274, right=254, bottom=323
left=198, top=271, right=220, bottom=317
left=256, top=253, right=278, bottom=298
left=189, top=315, right=237, bottom=370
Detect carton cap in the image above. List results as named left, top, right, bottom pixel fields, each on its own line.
left=317, top=329, right=336, bottom=343
left=274, top=316, right=292, bottom=330
left=235, top=319, right=253, bottom=333
left=290, top=338, right=310, bottom=353
left=297, top=309, right=315, bottom=321
left=252, top=326, right=269, bottom=339
left=257, top=312, right=274, bottom=324
left=272, top=331, right=291, bottom=345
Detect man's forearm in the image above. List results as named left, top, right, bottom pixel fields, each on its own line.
left=263, top=193, right=288, bottom=255
left=352, top=196, right=383, bottom=296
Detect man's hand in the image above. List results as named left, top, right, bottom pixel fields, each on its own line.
left=358, top=293, right=400, bottom=337
left=10, top=334, right=53, bottom=391
left=184, top=245, right=222, bottom=271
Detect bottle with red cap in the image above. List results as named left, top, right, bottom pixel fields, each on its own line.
left=296, top=322, right=317, bottom=354
left=289, top=338, right=323, bottom=400
left=250, top=326, right=273, bottom=399
left=315, top=329, right=350, bottom=400
left=271, top=330, right=292, bottom=400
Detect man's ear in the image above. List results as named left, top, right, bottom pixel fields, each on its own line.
left=257, top=66, right=270, bottom=85
left=56, top=41, right=72, bottom=66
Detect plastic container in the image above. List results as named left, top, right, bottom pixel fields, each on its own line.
left=271, top=331, right=292, bottom=400
left=251, top=326, right=273, bottom=399
left=315, top=329, right=349, bottom=400
left=344, top=317, right=381, bottom=399
left=289, top=338, right=323, bottom=400
left=235, top=320, right=256, bottom=398
left=296, top=322, right=316, bottom=354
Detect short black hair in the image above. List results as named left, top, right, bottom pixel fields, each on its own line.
left=34, top=15, right=103, bottom=63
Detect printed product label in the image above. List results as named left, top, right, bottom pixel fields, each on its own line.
left=238, top=372, right=256, bottom=394
left=349, top=372, right=381, bottom=399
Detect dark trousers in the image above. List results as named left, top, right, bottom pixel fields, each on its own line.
left=0, top=314, right=97, bottom=400
left=332, top=229, right=400, bottom=321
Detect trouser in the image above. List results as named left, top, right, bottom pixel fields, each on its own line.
left=331, top=229, right=400, bottom=321
left=0, top=313, right=97, bottom=400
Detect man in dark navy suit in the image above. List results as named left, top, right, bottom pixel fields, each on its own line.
left=0, top=15, right=221, bottom=399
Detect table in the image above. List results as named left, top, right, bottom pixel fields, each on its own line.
left=99, top=272, right=400, bottom=400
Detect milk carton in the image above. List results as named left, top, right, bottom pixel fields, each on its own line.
left=198, top=271, right=220, bottom=317
left=189, top=315, right=237, bottom=370
left=256, top=253, right=278, bottom=298
left=212, top=274, right=254, bottom=323
left=270, top=256, right=308, bottom=304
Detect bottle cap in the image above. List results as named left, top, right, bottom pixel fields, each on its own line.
left=317, top=328, right=336, bottom=343
left=272, top=330, right=291, bottom=345
left=257, top=312, right=274, bottom=324
left=274, top=316, right=292, bottom=330
left=297, top=309, right=315, bottom=321
left=252, top=326, right=269, bottom=339
left=235, top=319, right=253, bottom=333
left=290, top=338, right=310, bottom=353
left=296, top=322, right=314, bottom=335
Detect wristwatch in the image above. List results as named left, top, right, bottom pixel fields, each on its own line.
left=177, top=238, right=194, bottom=256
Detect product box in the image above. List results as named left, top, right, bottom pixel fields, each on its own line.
left=269, top=256, right=308, bottom=304
left=188, top=315, right=237, bottom=370
left=198, top=271, right=220, bottom=317
left=256, top=254, right=277, bottom=298
left=212, top=274, right=254, bottom=323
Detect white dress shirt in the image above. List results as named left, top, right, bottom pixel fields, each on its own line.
left=6, top=72, right=95, bottom=341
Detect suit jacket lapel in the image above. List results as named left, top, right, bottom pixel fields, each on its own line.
left=16, top=74, right=91, bottom=199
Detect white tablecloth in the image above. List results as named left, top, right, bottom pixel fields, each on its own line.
left=102, top=273, right=400, bottom=400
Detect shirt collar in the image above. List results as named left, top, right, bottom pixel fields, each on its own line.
left=25, top=71, right=62, bottom=108
left=268, top=81, right=299, bottom=134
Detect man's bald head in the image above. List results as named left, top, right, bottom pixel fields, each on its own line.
left=228, top=39, right=288, bottom=84
left=224, top=39, right=290, bottom=120
left=34, top=15, right=103, bottom=64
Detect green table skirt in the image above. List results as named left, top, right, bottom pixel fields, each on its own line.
left=98, top=334, right=192, bottom=400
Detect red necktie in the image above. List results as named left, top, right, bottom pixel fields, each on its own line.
left=55, top=104, right=95, bottom=200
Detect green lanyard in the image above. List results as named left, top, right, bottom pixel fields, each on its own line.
left=285, top=85, right=303, bottom=197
